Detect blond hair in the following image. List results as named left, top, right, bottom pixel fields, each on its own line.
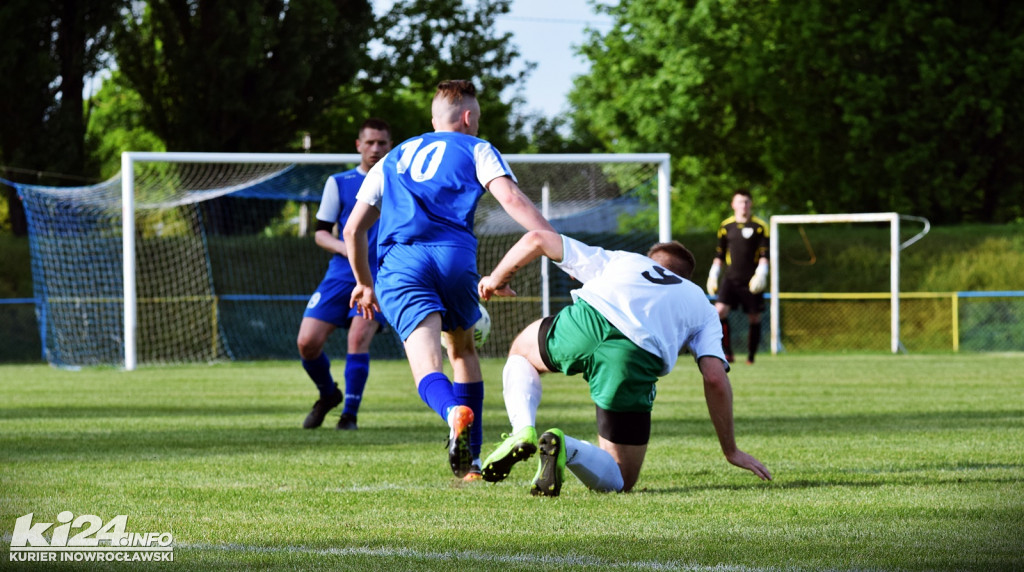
left=431, top=80, right=479, bottom=126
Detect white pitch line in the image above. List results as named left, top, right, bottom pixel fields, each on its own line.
left=177, top=542, right=779, bottom=571
left=2, top=535, right=791, bottom=571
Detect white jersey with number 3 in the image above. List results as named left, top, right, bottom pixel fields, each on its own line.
left=555, top=235, right=727, bottom=375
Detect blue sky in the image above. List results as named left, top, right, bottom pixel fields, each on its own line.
left=372, top=0, right=615, bottom=118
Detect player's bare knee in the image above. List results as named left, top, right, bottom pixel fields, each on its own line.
left=296, top=335, right=324, bottom=361
left=620, top=477, right=638, bottom=492
left=508, top=335, right=529, bottom=357
left=349, top=318, right=379, bottom=350
left=618, top=462, right=642, bottom=492
left=347, top=329, right=376, bottom=353
left=509, top=319, right=541, bottom=356
left=448, top=343, right=477, bottom=361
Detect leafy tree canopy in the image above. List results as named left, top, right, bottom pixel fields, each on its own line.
left=111, top=0, right=375, bottom=152
left=0, top=0, right=125, bottom=235
left=320, top=0, right=534, bottom=152
left=572, top=0, right=1024, bottom=229
left=85, top=71, right=167, bottom=180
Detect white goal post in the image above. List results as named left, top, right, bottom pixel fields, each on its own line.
left=121, top=152, right=362, bottom=370
left=118, top=151, right=672, bottom=370
left=769, top=212, right=930, bottom=355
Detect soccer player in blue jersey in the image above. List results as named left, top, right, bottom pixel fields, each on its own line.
left=297, top=118, right=392, bottom=430
left=477, top=230, right=771, bottom=496
left=343, top=80, right=554, bottom=480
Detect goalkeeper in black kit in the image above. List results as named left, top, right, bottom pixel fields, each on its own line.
left=706, top=189, right=770, bottom=364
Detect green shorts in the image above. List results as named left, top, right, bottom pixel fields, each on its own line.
left=539, top=299, right=662, bottom=412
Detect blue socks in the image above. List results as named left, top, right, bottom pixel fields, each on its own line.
left=342, top=353, right=370, bottom=417
left=417, top=372, right=460, bottom=421
left=302, top=352, right=337, bottom=397
left=453, top=381, right=484, bottom=460
left=417, top=374, right=485, bottom=460
left=302, top=352, right=371, bottom=415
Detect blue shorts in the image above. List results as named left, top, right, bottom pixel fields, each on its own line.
left=303, top=274, right=388, bottom=328
left=376, top=243, right=481, bottom=341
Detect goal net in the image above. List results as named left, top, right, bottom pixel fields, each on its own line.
left=769, top=213, right=929, bottom=354
left=17, top=152, right=670, bottom=369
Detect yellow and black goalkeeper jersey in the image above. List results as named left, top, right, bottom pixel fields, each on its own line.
left=714, top=215, right=770, bottom=281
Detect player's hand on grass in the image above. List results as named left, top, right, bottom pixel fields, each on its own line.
left=350, top=284, right=380, bottom=320
left=726, top=449, right=772, bottom=481
left=478, top=275, right=516, bottom=301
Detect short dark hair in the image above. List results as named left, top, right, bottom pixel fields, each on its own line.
left=360, top=117, right=391, bottom=137
left=646, top=241, right=696, bottom=280
left=435, top=79, right=477, bottom=106
left=734, top=188, right=752, bottom=199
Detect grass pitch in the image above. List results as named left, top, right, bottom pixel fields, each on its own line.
left=2, top=354, right=1022, bottom=571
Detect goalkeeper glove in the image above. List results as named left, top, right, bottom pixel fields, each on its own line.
left=706, top=264, right=720, bottom=296
left=748, top=260, right=769, bottom=294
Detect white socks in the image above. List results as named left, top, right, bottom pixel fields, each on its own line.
left=563, top=435, right=624, bottom=493
left=502, top=354, right=624, bottom=493
left=502, top=355, right=542, bottom=434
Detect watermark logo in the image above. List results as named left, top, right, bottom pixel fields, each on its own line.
left=9, top=512, right=173, bottom=563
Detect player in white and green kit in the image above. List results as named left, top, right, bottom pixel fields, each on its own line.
left=478, top=230, right=772, bottom=496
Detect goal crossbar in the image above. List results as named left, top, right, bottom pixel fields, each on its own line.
left=119, top=151, right=671, bottom=370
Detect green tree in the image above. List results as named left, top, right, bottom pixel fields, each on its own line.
left=109, top=0, right=376, bottom=235
left=111, top=0, right=374, bottom=152
left=521, top=116, right=603, bottom=154
left=572, top=0, right=1024, bottom=230
left=85, top=72, right=167, bottom=180
left=0, top=0, right=124, bottom=235
left=320, top=0, right=534, bottom=151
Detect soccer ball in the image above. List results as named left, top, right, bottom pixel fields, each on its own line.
left=473, top=304, right=492, bottom=348
left=441, top=304, right=491, bottom=349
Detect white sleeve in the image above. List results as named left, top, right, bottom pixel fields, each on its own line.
left=555, top=235, right=615, bottom=284
left=687, top=311, right=730, bottom=370
left=474, top=142, right=517, bottom=187
left=355, top=161, right=385, bottom=207
left=315, top=177, right=342, bottom=223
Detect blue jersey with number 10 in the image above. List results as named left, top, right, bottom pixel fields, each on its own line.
left=359, top=131, right=516, bottom=262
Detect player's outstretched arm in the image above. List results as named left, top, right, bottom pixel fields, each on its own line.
left=487, top=176, right=555, bottom=233
left=725, top=449, right=772, bottom=481
left=477, top=277, right=516, bottom=301
left=342, top=201, right=379, bottom=285
left=349, top=283, right=380, bottom=321
left=314, top=227, right=347, bottom=257
left=479, top=230, right=564, bottom=301
left=697, top=356, right=772, bottom=481
left=342, top=201, right=381, bottom=319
